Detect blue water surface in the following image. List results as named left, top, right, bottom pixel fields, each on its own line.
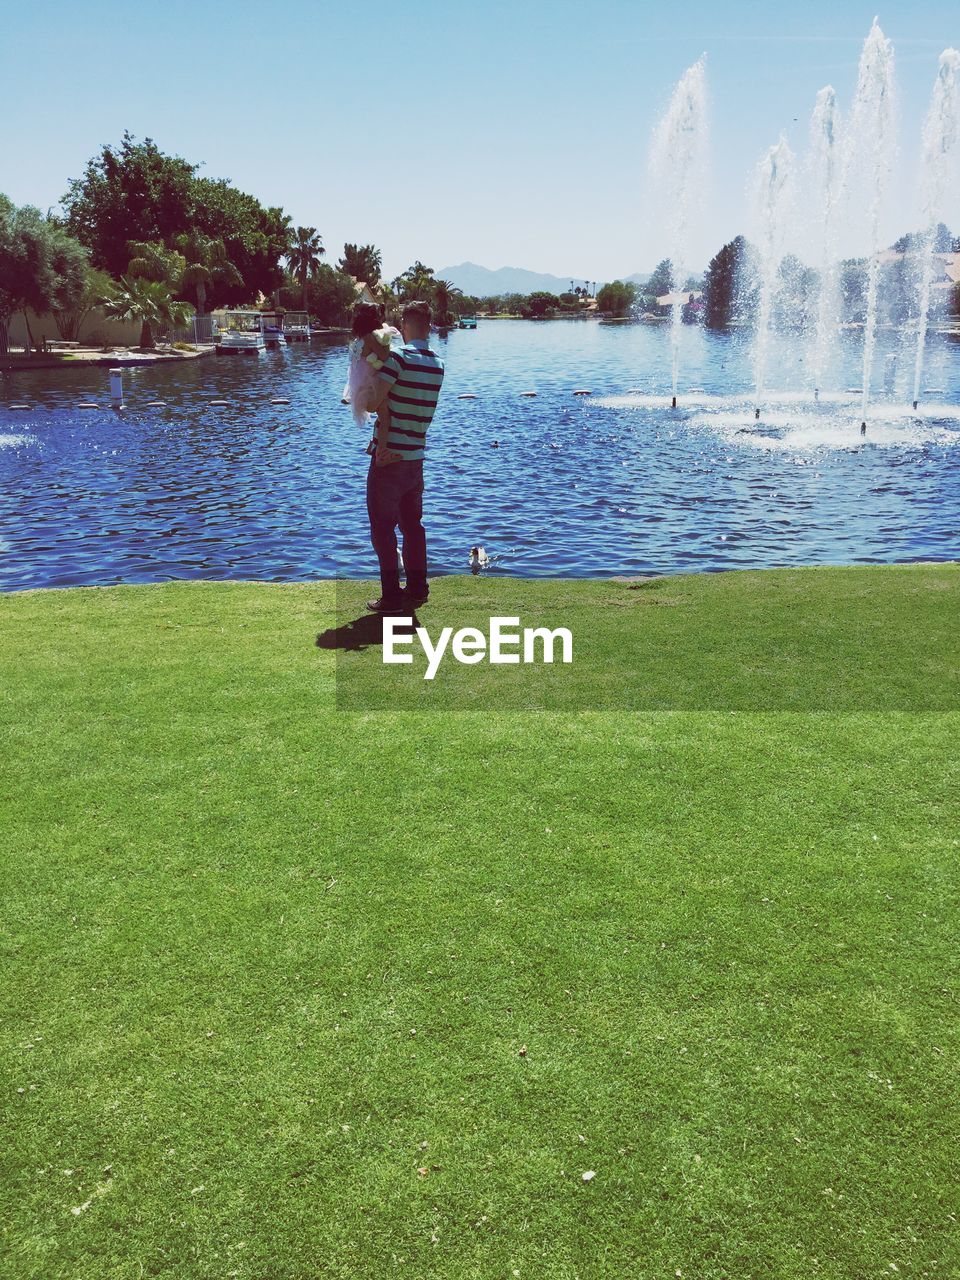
left=1, top=320, right=958, bottom=590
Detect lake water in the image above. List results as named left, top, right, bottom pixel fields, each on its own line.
left=1, top=320, right=959, bottom=590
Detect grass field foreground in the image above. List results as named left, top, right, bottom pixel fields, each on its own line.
left=2, top=569, right=958, bottom=1278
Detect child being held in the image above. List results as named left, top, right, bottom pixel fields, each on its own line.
left=342, top=303, right=402, bottom=451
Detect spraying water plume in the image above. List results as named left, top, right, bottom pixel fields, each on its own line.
left=649, top=56, right=708, bottom=405
left=635, top=19, right=960, bottom=441
left=844, top=18, right=896, bottom=427
left=809, top=86, right=842, bottom=395
left=912, top=48, right=960, bottom=409
left=750, top=136, right=794, bottom=413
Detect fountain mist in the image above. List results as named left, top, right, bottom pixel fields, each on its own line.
left=638, top=17, right=960, bottom=441
left=912, top=48, right=960, bottom=408
left=750, top=137, right=794, bottom=410
left=844, top=19, right=896, bottom=424
left=649, top=57, right=708, bottom=402
left=809, top=87, right=842, bottom=394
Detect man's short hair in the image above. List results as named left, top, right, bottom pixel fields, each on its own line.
left=402, top=300, right=432, bottom=325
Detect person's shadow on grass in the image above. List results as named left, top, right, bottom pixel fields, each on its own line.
left=315, top=612, right=420, bottom=653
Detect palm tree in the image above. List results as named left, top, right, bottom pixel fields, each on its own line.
left=174, top=231, right=243, bottom=316
left=433, top=279, right=462, bottom=326
left=126, top=240, right=186, bottom=287
left=100, top=276, right=193, bottom=349
left=392, top=261, right=435, bottom=301
left=338, top=243, right=382, bottom=287
left=286, top=227, right=325, bottom=309
left=377, top=281, right=398, bottom=323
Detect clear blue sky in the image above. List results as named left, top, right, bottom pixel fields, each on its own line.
left=1, top=1, right=958, bottom=281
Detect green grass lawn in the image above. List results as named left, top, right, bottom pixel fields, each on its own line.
left=2, top=567, right=958, bottom=1279
left=331, top=564, right=960, bottom=709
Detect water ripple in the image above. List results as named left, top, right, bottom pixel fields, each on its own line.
left=1, top=322, right=959, bottom=589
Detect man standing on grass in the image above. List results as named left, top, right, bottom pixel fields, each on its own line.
left=365, top=299, right=445, bottom=615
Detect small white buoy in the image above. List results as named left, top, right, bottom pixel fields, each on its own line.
left=572, top=389, right=591, bottom=396
left=209, top=400, right=230, bottom=407
left=78, top=402, right=99, bottom=409
left=9, top=404, right=31, bottom=411
left=144, top=401, right=166, bottom=408
left=469, top=545, right=490, bottom=571
left=520, top=391, right=537, bottom=397
left=457, top=393, right=477, bottom=400
left=270, top=397, right=290, bottom=405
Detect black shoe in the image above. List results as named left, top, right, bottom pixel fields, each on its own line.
left=366, top=596, right=406, bottom=616
left=405, top=587, right=429, bottom=607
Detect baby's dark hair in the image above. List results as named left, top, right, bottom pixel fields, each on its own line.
left=352, top=302, right=385, bottom=338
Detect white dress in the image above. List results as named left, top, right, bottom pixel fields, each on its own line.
left=342, top=325, right=402, bottom=427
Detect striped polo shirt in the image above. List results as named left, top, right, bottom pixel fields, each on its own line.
left=376, top=339, right=445, bottom=461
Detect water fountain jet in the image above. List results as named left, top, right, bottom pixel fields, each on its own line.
left=912, top=48, right=960, bottom=410
left=843, top=18, right=896, bottom=430
left=808, top=86, right=842, bottom=398
left=750, top=136, right=795, bottom=415
left=650, top=57, right=708, bottom=405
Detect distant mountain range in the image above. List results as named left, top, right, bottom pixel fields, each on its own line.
left=437, top=262, right=652, bottom=298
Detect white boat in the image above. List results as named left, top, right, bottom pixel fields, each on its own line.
left=284, top=310, right=311, bottom=342
left=214, top=311, right=266, bottom=355
left=260, top=311, right=286, bottom=349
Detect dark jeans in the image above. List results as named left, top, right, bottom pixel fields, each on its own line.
left=366, top=457, right=427, bottom=603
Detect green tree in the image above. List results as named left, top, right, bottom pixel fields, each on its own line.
left=286, top=227, right=325, bottom=309
left=62, top=133, right=195, bottom=278
left=63, top=135, right=293, bottom=308
left=173, top=231, right=242, bottom=316
left=303, top=264, right=358, bottom=327
left=884, top=223, right=955, bottom=325
left=596, top=281, right=637, bottom=317
left=892, top=224, right=953, bottom=254
left=646, top=258, right=675, bottom=298
left=433, top=279, right=463, bottom=326
left=703, top=235, right=754, bottom=328
left=523, top=291, right=561, bottom=318
left=125, top=240, right=186, bottom=286
left=378, top=281, right=401, bottom=324
left=338, top=244, right=382, bottom=286
left=392, top=262, right=435, bottom=301
left=892, top=231, right=921, bottom=253
left=839, top=258, right=868, bottom=325
left=0, top=197, right=88, bottom=353
left=191, top=178, right=290, bottom=306
left=880, top=250, right=918, bottom=327
left=53, top=266, right=117, bottom=341
left=99, top=275, right=193, bottom=349
left=775, top=254, right=820, bottom=330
